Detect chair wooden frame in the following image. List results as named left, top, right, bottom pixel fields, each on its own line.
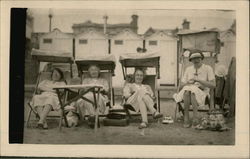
left=122, top=74, right=159, bottom=119
left=74, top=57, right=116, bottom=124
left=174, top=52, right=216, bottom=121
left=26, top=49, right=74, bottom=129
left=119, top=54, right=161, bottom=119
left=26, top=71, right=70, bottom=128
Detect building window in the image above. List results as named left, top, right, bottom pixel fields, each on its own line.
left=43, top=38, right=52, bottom=44
left=149, top=40, right=157, bottom=46
left=114, top=40, right=123, bottom=45
left=79, top=39, right=88, bottom=44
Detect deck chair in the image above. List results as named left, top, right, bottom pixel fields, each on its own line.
left=122, top=73, right=160, bottom=120
left=26, top=70, right=72, bottom=128
left=78, top=71, right=114, bottom=118
left=174, top=52, right=216, bottom=120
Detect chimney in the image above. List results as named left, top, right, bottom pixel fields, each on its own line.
left=182, top=18, right=190, bottom=30
left=48, top=9, right=53, bottom=32
left=131, top=14, right=138, bottom=33
left=103, top=15, right=108, bottom=34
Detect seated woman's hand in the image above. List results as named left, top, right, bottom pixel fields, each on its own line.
left=100, top=88, right=108, bottom=95
left=147, top=93, right=155, bottom=100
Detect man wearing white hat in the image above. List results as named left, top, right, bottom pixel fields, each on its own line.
left=173, top=49, right=216, bottom=128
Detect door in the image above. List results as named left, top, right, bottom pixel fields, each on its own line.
left=159, top=40, right=177, bottom=85
left=91, top=39, right=108, bottom=55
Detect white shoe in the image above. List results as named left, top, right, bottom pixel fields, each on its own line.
left=162, top=116, right=174, bottom=124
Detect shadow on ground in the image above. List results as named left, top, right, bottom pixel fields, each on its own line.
left=24, top=116, right=235, bottom=145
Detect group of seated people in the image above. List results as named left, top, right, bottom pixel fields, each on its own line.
left=31, top=50, right=216, bottom=130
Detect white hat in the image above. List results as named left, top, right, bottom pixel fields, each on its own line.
left=215, top=64, right=227, bottom=77
left=189, top=52, right=204, bottom=61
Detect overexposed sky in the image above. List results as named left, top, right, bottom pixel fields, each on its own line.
left=28, top=9, right=235, bottom=34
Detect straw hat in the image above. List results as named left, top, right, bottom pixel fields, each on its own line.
left=188, top=49, right=204, bottom=61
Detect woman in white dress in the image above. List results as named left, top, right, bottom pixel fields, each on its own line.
left=31, top=68, right=66, bottom=129
left=174, top=50, right=216, bottom=128
left=123, top=68, right=163, bottom=129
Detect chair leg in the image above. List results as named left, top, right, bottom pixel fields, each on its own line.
left=174, top=103, right=178, bottom=121
left=26, top=109, right=32, bottom=128
left=179, top=103, right=184, bottom=115
left=78, top=107, right=84, bottom=122
left=58, top=109, right=63, bottom=131
left=124, top=106, right=132, bottom=119
left=175, top=103, right=184, bottom=121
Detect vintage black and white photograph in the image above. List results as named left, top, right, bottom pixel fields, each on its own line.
left=1, top=0, right=249, bottom=158
left=23, top=8, right=236, bottom=145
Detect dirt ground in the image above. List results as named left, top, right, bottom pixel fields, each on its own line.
left=23, top=98, right=235, bottom=145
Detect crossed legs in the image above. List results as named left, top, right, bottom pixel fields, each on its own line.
left=139, top=95, right=158, bottom=123
left=36, top=105, right=52, bottom=128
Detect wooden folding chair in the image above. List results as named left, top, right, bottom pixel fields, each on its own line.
left=26, top=71, right=71, bottom=128
left=122, top=74, right=160, bottom=120
left=174, top=54, right=216, bottom=121
left=77, top=71, right=115, bottom=119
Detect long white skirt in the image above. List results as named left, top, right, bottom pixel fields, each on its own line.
left=31, top=92, right=60, bottom=110
left=173, top=85, right=209, bottom=106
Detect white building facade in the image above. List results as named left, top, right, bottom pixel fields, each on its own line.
left=145, top=31, right=178, bottom=86
left=75, top=29, right=109, bottom=59
left=110, top=29, right=144, bottom=87
left=39, top=28, right=73, bottom=55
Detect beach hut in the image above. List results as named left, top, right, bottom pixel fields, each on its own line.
left=75, top=29, right=109, bottom=59
left=111, top=29, right=143, bottom=54
left=110, top=29, right=143, bottom=87
left=39, top=28, right=73, bottom=55
left=145, top=30, right=178, bottom=86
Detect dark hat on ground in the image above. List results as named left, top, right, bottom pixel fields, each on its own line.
left=188, top=49, right=204, bottom=61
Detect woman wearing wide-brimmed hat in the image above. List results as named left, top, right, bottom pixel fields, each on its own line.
left=173, top=49, right=216, bottom=128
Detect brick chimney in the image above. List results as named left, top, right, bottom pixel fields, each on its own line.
left=103, top=15, right=108, bottom=34
left=131, top=14, right=138, bottom=33
left=182, top=19, right=190, bottom=30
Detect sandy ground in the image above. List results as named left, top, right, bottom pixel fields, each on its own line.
left=23, top=97, right=235, bottom=145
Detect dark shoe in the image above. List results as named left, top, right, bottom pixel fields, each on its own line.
left=88, top=116, right=100, bottom=129
left=153, top=112, right=163, bottom=119
left=37, top=123, right=43, bottom=129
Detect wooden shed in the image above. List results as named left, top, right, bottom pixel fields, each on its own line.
left=145, top=31, right=178, bottom=86
left=75, top=29, right=109, bottom=59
